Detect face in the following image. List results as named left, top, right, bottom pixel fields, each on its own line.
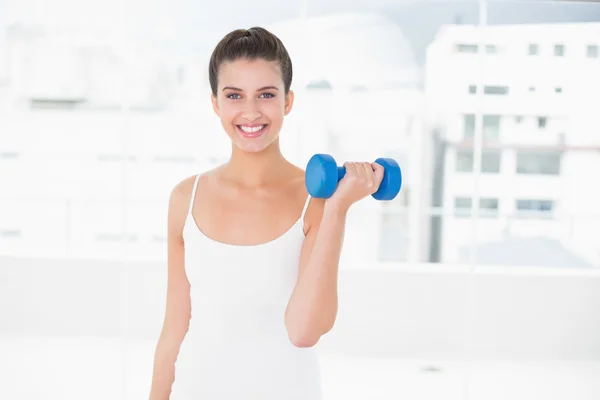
left=211, top=58, right=294, bottom=153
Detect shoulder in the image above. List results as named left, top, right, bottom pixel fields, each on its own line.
left=170, top=174, right=199, bottom=208
left=166, top=174, right=197, bottom=238
left=170, top=168, right=217, bottom=204
left=167, top=170, right=213, bottom=236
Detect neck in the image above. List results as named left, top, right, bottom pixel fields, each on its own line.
left=222, top=139, right=290, bottom=187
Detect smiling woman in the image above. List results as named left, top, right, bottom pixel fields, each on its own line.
left=147, top=26, right=385, bottom=400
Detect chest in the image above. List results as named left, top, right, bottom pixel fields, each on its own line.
left=192, top=183, right=307, bottom=247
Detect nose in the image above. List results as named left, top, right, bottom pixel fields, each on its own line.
left=241, top=98, right=262, bottom=122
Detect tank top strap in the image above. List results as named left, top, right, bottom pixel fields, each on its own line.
left=300, top=194, right=311, bottom=229
left=188, top=174, right=201, bottom=218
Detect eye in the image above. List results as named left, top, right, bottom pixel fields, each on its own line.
left=226, top=93, right=241, bottom=99
left=260, top=92, right=275, bottom=99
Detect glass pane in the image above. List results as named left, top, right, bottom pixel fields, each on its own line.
left=516, top=151, right=561, bottom=175
left=528, top=43, right=539, bottom=55
left=456, top=150, right=474, bottom=172
left=463, top=114, right=500, bottom=139
left=454, top=196, right=473, bottom=217
left=464, top=113, right=475, bottom=138
left=481, top=150, right=501, bottom=173
left=483, top=85, right=508, bottom=95
left=482, top=115, right=501, bottom=139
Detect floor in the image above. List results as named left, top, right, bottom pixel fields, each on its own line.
left=1, top=336, right=599, bottom=400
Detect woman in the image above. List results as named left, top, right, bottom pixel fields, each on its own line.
left=148, top=26, right=384, bottom=399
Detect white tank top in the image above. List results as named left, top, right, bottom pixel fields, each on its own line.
left=169, top=173, right=323, bottom=400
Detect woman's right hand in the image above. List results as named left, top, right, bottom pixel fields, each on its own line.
left=327, top=161, right=385, bottom=211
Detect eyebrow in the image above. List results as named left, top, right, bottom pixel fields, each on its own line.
left=222, top=86, right=279, bottom=92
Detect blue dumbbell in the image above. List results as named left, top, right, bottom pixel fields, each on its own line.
left=305, top=154, right=402, bottom=200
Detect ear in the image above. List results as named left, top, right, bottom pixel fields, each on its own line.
left=284, top=89, right=294, bottom=116
left=211, top=92, right=220, bottom=116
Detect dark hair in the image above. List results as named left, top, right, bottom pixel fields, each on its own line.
left=208, top=27, right=293, bottom=97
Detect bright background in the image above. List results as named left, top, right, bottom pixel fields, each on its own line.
left=1, top=0, right=600, bottom=399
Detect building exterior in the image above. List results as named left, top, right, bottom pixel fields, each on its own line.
left=425, top=23, right=600, bottom=266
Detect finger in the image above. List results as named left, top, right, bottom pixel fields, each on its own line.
left=371, top=162, right=385, bottom=184
left=344, top=161, right=358, bottom=177
left=350, top=162, right=365, bottom=178
left=359, top=162, right=375, bottom=187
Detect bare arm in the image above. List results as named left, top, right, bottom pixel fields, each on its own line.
left=284, top=198, right=346, bottom=348
left=284, top=162, right=384, bottom=348
left=148, top=181, right=193, bottom=400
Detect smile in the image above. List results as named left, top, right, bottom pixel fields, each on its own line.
left=236, top=124, right=268, bottom=138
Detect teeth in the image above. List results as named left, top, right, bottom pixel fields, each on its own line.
left=239, top=125, right=265, bottom=133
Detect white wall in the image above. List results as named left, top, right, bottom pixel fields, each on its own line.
left=1, top=256, right=599, bottom=361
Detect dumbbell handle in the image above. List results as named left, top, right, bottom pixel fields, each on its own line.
left=337, top=163, right=381, bottom=182
left=337, top=166, right=346, bottom=182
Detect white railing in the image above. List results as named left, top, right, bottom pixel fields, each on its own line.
left=1, top=197, right=599, bottom=268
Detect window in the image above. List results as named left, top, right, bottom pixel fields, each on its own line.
left=555, top=87, right=563, bottom=94
left=454, top=197, right=472, bottom=217
left=29, top=99, right=85, bottom=109
left=515, top=115, right=523, bottom=124
left=554, top=44, right=565, bottom=57
left=516, top=151, right=561, bottom=175
left=537, top=117, right=547, bottom=129
left=484, top=86, right=509, bottom=95
left=528, top=44, right=538, bottom=55
left=516, top=199, right=554, bottom=218
left=350, top=85, right=368, bottom=92
left=456, top=150, right=474, bottom=172
left=306, top=80, right=333, bottom=90
left=516, top=199, right=554, bottom=211
left=485, top=44, right=498, bottom=54
left=455, top=44, right=478, bottom=53
left=529, top=87, right=536, bottom=92
left=454, top=197, right=499, bottom=218
left=481, top=150, right=501, bottom=173
left=480, top=198, right=499, bottom=216
left=0, top=152, right=20, bottom=159
left=587, top=45, right=598, bottom=58
left=463, top=114, right=475, bottom=138
left=463, top=114, right=500, bottom=139
left=483, top=115, right=500, bottom=139
left=468, top=85, right=510, bottom=95
left=456, top=150, right=502, bottom=173
left=1, top=230, right=22, bottom=238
